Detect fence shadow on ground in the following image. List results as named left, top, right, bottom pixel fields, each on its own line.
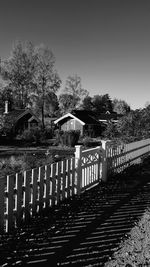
left=1, top=157, right=150, bottom=266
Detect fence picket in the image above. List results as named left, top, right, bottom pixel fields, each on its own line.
left=56, top=161, right=61, bottom=204
left=31, top=168, right=38, bottom=215
left=0, top=176, right=5, bottom=232
left=51, top=163, right=56, bottom=206
left=66, top=159, right=71, bottom=198
left=45, top=165, right=51, bottom=209
left=7, top=174, right=15, bottom=232
left=62, top=159, right=67, bottom=200
left=16, top=172, right=23, bottom=226
left=71, top=157, right=75, bottom=195
left=38, top=166, right=45, bottom=213
left=24, top=170, right=32, bottom=222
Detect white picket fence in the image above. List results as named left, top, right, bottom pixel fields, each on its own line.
left=103, top=139, right=150, bottom=178
left=0, top=138, right=150, bottom=233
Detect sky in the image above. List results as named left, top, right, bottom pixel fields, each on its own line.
left=0, top=0, right=150, bottom=110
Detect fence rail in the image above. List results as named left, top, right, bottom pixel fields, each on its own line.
left=0, top=138, right=150, bottom=232
left=106, top=139, right=150, bottom=176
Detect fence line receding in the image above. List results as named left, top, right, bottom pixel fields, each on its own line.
left=0, top=138, right=150, bottom=232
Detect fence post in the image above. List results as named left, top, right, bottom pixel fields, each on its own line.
left=98, top=145, right=102, bottom=181
left=75, top=145, right=82, bottom=195
left=101, top=140, right=108, bottom=182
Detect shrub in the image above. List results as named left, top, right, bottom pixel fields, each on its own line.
left=21, top=153, right=53, bottom=170
left=0, top=114, right=14, bottom=141
left=43, top=126, right=53, bottom=139
left=19, top=127, right=47, bottom=144
left=105, top=208, right=150, bottom=267
left=20, top=128, right=36, bottom=143
left=102, top=121, right=119, bottom=139
left=57, top=130, right=80, bottom=147
left=82, top=136, right=94, bottom=148
left=0, top=153, right=54, bottom=176
left=79, top=136, right=102, bottom=148
left=0, top=158, right=24, bottom=176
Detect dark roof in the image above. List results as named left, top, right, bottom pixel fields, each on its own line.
left=71, top=110, right=101, bottom=125
left=0, top=108, right=40, bottom=123
left=72, top=110, right=122, bottom=123
left=6, top=109, right=26, bottom=121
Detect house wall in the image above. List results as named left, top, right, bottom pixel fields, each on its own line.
left=82, top=122, right=104, bottom=137
left=29, top=119, right=39, bottom=129
left=61, top=118, right=83, bottom=134
left=15, top=114, right=39, bottom=134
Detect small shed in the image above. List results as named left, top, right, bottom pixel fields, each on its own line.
left=54, top=110, right=102, bottom=137
left=2, top=101, right=41, bottom=135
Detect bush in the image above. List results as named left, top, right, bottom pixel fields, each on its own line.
left=20, top=128, right=36, bottom=143
left=43, top=126, right=53, bottom=139
left=81, top=136, right=94, bottom=148
left=0, top=157, right=24, bottom=176
left=57, top=130, right=80, bottom=147
left=102, top=121, right=119, bottom=139
left=18, top=127, right=49, bottom=144
left=105, top=208, right=150, bottom=267
left=0, top=153, right=54, bottom=176
left=79, top=136, right=102, bottom=148
left=0, top=114, right=14, bottom=141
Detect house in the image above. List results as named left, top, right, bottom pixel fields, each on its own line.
left=54, top=110, right=103, bottom=137
left=1, top=101, right=41, bottom=135
left=54, top=110, right=122, bottom=137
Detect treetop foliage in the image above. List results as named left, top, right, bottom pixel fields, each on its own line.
left=59, top=75, right=89, bottom=114
left=103, top=105, right=150, bottom=143
left=0, top=41, right=61, bottom=127
left=113, top=98, right=131, bottom=115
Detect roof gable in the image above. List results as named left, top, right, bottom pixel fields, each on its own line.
left=54, top=113, right=85, bottom=125
left=2, top=108, right=40, bottom=123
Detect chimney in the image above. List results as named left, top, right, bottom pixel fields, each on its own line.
left=4, top=100, right=9, bottom=114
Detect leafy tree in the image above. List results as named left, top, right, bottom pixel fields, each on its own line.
left=0, top=85, right=14, bottom=110
left=140, top=105, right=150, bottom=138
left=30, top=89, right=59, bottom=118
left=113, top=98, right=131, bottom=115
left=92, top=94, right=113, bottom=115
left=31, top=44, right=61, bottom=127
left=116, top=110, right=143, bottom=142
left=106, top=105, right=150, bottom=143
left=102, top=121, right=119, bottom=139
left=0, top=41, right=61, bottom=127
left=0, top=41, right=37, bottom=108
left=58, top=93, right=76, bottom=114
left=0, top=114, right=13, bottom=139
left=81, top=95, right=93, bottom=111
left=64, top=75, right=88, bottom=101
left=59, top=75, right=89, bottom=113
left=44, top=91, right=59, bottom=117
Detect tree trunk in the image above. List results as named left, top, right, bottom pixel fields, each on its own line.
left=41, top=104, right=45, bottom=128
